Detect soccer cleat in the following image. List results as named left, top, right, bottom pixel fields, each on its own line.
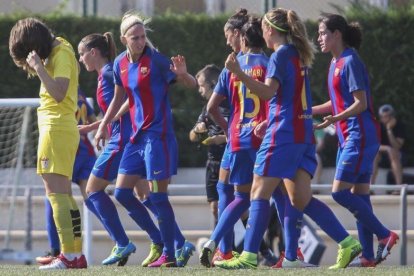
left=375, top=231, right=399, bottom=265
left=102, top=242, right=136, bottom=265
left=39, top=254, right=87, bottom=270
left=278, top=257, right=317, bottom=268
left=329, top=237, right=362, bottom=269
left=214, top=252, right=257, bottom=269
left=212, top=250, right=240, bottom=266
left=142, top=243, right=163, bottom=267
left=272, top=248, right=304, bottom=268
left=199, top=239, right=216, bottom=267
left=36, top=250, right=60, bottom=265
left=117, top=256, right=129, bottom=266
left=175, top=240, right=196, bottom=267
left=259, top=248, right=278, bottom=267
left=348, top=256, right=376, bottom=267
left=147, top=254, right=176, bottom=267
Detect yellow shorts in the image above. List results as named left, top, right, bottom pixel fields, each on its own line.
left=37, top=128, right=80, bottom=178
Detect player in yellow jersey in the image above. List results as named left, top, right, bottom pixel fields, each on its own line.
left=9, top=18, right=86, bottom=270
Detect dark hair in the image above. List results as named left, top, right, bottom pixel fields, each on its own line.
left=196, top=64, right=221, bottom=88
left=319, top=13, right=362, bottom=50
left=9, top=17, right=54, bottom=73
left=224, top=8, right=249, bottom=31
left=241, top=16, right=265, bottom=49
left=80, top=32, right=117, bottom=61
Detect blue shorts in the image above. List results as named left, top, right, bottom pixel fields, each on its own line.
left=92, top=138, right=125, bottom=181
left=254, top=143, right=317, bottom=180
left=220, top=144, right=230, bottom=171
left=335, top=140, right=379, bottom=184
left=229, top=149, right=256, bottom=185
left=72, top=153, right=96, bottom=185
left=118, top=132, right=178, bottom=180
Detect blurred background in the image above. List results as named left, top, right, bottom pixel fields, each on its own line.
left=1, top=0, right=413, bottom=169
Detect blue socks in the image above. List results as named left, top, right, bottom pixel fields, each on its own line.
left=272, top=187, right=286, bottom=226
left=211, top=191, right=250, bottom=252
left=244, top=199, right=270, bottom=253
left=88, top=190, right=129, bottom=246
left=284, top=197, right=303, bottom=261
left=44, top=198, right=60, bottom=252
left=149, top=192, right=176, bottom=257
left=332, top=189, right=390, bottom=240
left=143, top=197, right=185, bottom=249
left=304, top=197, right=348, bottom=243
left=115, top=188, right=162, bottom=245
left=216, top=182, right=235, bottom=253
left=356, top=194, right=374, bottom=260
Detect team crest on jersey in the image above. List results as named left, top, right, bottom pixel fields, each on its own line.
left=40, top=157, right=49, bottom=169
left=140, top=67, right=148, bottom=75
left=334, top=68, right=340, bottom=76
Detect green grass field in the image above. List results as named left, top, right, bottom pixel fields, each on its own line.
left=1, top=265, right=413, bottom=276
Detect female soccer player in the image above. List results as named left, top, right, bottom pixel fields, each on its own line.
left=78, top=32, right=143, bottom=266
left=216, top=8, right=361, bottom=269
left=9, top=18, right=86, bottom=269
left=314, top=13, right=398, bottom=267
left=36, top=89, right=98, bottom=265
left=94, top=11, right=196, bottom=267
left=209, top=8, right=251, bottom=264
left=199, top=17, right=269, bottom=267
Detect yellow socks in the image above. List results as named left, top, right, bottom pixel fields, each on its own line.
left=48, top=193, right=82, bottom=254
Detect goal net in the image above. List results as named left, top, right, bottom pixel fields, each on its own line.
left=0, top=98, right=95, bottom=264
left=0, top=98, right=39, bottom=263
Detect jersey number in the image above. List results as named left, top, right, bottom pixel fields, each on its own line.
left=234, top=80, right=260, bottom=119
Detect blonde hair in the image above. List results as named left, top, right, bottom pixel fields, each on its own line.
left=264, top=8, right=316, bottom=67
left=120, top=10, right=154, bottom=49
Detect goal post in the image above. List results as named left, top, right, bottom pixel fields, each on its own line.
left=0, top=98, right=94, bottom=264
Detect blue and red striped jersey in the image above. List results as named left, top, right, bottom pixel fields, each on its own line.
left=215, top=52, right=269, bottom=152
left=262, top=44, right=315, bottom=146
left=327, top=48, right=380, bottom=147
left=97, top=62, right=131, bottom=144
left=76, top=89, right=95, bottom=156
left=114, top=47, right=176, bottom=142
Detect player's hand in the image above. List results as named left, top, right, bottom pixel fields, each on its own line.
left=78, top=124, right=93, bottom=135
left=193, top=122, right=207, bottom=133
left=225, top=52, right=242, bottom=75
left=170, top=55, right=188, bottom=76
left=26, top=50, right=42, bottom=71
left=314, top=115, right=336, bottom=129
left=386, top=117, right=397, bottom=130
left=254, top=120, right=268, bottom=139
left=94, top=123, right=108, bottom=151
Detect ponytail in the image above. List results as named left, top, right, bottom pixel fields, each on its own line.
left=80, top=32, right=118, bottom=62
left=264, top=8, right=316, bottom=67
left=103, top=32, right=117, bottom=61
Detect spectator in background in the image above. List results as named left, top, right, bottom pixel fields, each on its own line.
left=371, top=104, right=406, bottom=186
left=189, top=64, right=229, bottom=226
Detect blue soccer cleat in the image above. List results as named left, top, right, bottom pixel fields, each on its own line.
left=175, top=240, right=196, bottom=267
left=102, top=242, right=136, bottom=265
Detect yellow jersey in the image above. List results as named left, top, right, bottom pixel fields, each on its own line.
left=37, top=37, right=78, bottom=131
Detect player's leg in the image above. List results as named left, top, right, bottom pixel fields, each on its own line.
left=38, top=130, right=86, bottom=270
left=348, top=184, right=376, bottom=267
left=201, top=150, right=255, bottom=267
left=331, top=143, right=398, bottom=265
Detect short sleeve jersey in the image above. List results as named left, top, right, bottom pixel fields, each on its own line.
left=262, top=44, right=315, bottom=146
left=37, top=37, right=78, bottom=130
left=214, top=52, right=269, bottom=152
left=76, top=90, right=95, bottom=156
left=113, top=47, right=176, bottom=143
left=97, top=62, right=131, bottom=144
left=327, top=48, right=380, bottom=147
